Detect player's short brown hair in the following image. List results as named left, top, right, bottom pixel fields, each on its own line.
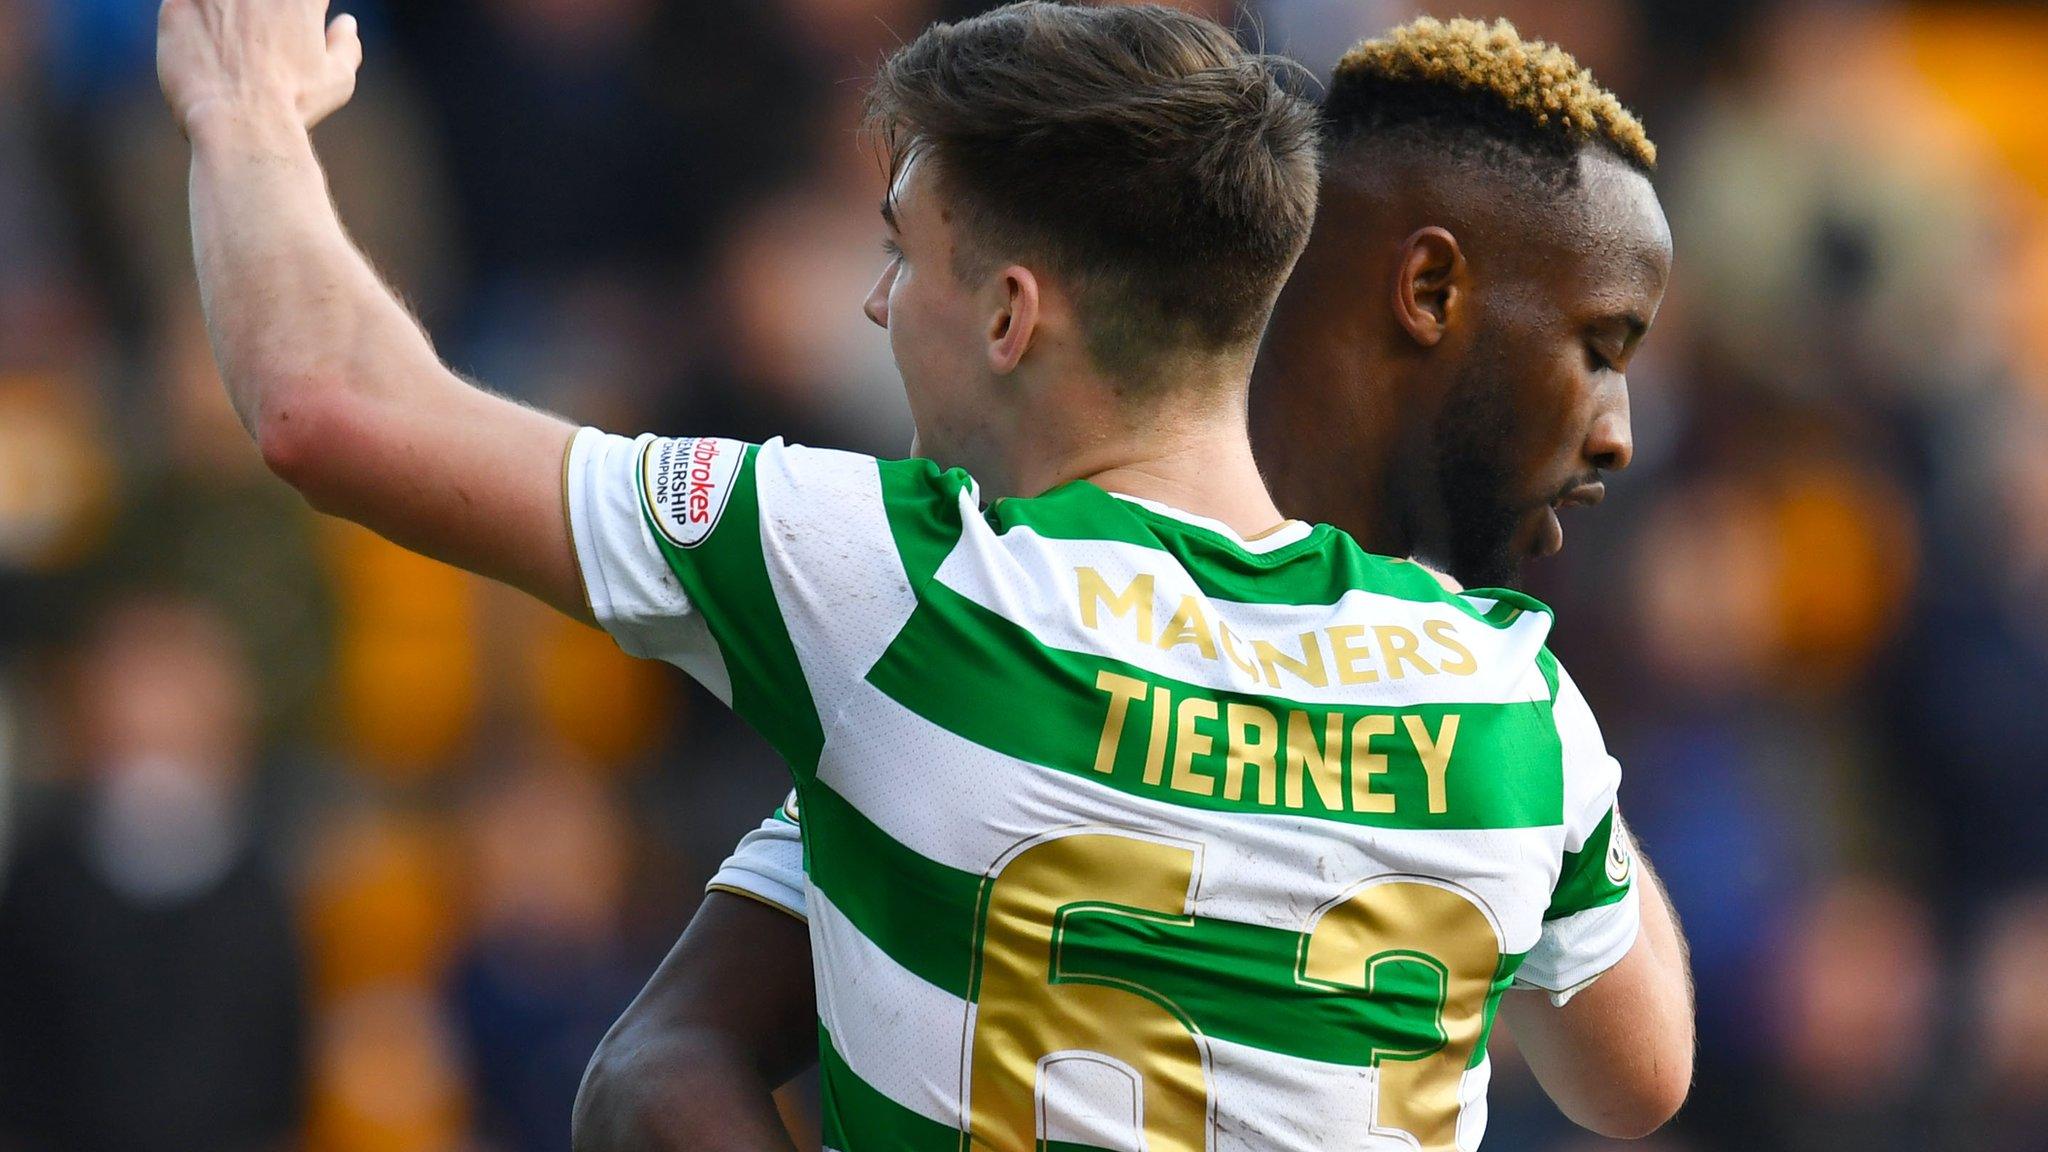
left=867, top=2, right=1321, bottom=389
left=1326, top=17, right=1653, bottom=190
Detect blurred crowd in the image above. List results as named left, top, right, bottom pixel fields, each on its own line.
left=1, top=1, right=2046, bottom=1150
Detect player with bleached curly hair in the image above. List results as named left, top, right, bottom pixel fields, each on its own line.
left=574, top=16, right=1692, bottom=1152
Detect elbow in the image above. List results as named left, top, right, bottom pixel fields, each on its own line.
left=1574, top=1054, right=1693, bottom=1139
left=572, top=1019, right=742, bottom=1152
left=572, top=1022, right=663, bottom=1152
left=254, top=390, right=359, bottom=513
left=570, top=1030, right=628, bottom=1152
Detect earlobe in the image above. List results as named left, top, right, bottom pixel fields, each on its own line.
left=989, top=266, right=1039, bottom=375
left=1393, top=227, right=1464, bottom=349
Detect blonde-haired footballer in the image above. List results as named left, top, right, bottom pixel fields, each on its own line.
left=576, top=16, right=1689, bottom=1152
left=154, top=0, right=1689, bottom=1148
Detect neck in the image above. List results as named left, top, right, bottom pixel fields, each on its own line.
left=1009, top=383, right=1288, bottom=540
left=1250, top=304, right=1416, bottom=556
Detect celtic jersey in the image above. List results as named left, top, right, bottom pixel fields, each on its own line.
left=567, top=430, right=1639, bottom=1152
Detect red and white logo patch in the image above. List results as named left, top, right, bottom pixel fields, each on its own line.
left=643, top=435, right=744, bottom=548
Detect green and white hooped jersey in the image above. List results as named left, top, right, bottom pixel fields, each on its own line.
left=568, top=430, right=1639, bottom=1152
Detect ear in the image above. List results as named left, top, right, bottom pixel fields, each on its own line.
left=1393, top=227, right=1466, bottom=349
left=986, top=265, right=1041, bottom=376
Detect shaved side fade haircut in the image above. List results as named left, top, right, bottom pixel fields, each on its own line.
left=1325, top=17, right=1655, bottom=192
left=867, top=2, right=1321, bottom=389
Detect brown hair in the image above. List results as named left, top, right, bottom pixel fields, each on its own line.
left=867, top=2, right=1320, bottom=389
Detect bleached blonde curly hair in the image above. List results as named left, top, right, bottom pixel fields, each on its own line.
left=1328, top=17, right=1655, bottom=174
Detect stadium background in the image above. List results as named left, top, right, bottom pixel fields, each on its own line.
left=2, top=0, right=2046, bottom=1149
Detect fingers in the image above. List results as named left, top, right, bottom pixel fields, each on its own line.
left=301, top=12, right=361, bottom=128
left=327, top=12, right=361, bottom=68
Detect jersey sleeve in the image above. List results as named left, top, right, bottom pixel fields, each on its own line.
left=1516, top=655, right=1641, bottom=1004
left=706, top=792, right=809, bottom=922
left=565, top=429, right=975, bottom=775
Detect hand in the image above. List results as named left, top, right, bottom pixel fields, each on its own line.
left=159, top=0, right=363, bottom=137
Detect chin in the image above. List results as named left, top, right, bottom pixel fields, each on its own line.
left=1426, top=515, right=1528, bottom=591
left=1462, top=557, right=1524, bottom=592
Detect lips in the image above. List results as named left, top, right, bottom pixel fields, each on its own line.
left=1530, top=482, right=1606, bottom=558
left=1554, top=481, right=1606, bottom=510
left=1535, top=505, right=1564, bottom=557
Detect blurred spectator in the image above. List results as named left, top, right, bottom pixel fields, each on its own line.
left=384, top=1, right=819, bottom=297
left=0, top=0, right=96, bottom=371
left=100, top=309, right=336, bottom=743
left=300, top=810, right=470, bottom=1152
left=446, top=750, right=644, bottom=1152
left=0, top=372, right=117, bottom=642
left=1894, top=410, right=2048, bottom=903
left=696, top=88, right=912, bottom=454
left=1763, top=877, right=1942, bottom=1152
left=0, top=593, right=307, bottom=1152
left=1958, top=891, right=2048, bottom=1152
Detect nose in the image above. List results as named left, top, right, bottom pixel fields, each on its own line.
left=864, top=262, right=895, bottom=330
left=1587, top=384, right=1633, bottom=473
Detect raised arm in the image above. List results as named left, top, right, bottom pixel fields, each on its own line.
left=160, top=0, right=586, bottom=619
left=1499, top=848, right=1694, bottom=1137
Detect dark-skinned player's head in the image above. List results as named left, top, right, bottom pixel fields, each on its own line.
left=1254, top=17, right=1671, bottom=589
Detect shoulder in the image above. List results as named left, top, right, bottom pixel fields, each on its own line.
left=1316, top=528, right=1560, bottom=635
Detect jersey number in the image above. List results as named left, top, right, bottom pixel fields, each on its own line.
left=967, top=830, right=1501, bottom=1152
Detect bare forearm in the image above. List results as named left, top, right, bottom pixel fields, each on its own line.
left=187, top=102, right=447, bottom=446
left=1634, top=860, right=1691, bottom=1015
left=179, top=95, right=583, bottom=615
left=1502, top=854, right=1694, bottom=1137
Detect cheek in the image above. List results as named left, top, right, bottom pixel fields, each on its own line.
left=1523, top=356, right=1598, bottom=440
left=886, top=271, right=941, bottom=372
left=1497, top=359, right=1594, bottom=491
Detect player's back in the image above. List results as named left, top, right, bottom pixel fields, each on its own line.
left=568, top=434, right=1639, bottom=1152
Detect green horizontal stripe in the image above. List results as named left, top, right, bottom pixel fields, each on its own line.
left=1547, top=807, right=1631, bottom=920
left=819, top=1025, right=961, bottom=1152
left=805, top=777, right=1527, bottom=1069
left=990, top=480, right=1553, bottom=626
left=864, top=583, right=1565, bottom=830
left=802, top=778, right=985, bottom=999
left=641, top=442, right=825, bottom=774
left=1057, top=906, right=1528, bottom=1068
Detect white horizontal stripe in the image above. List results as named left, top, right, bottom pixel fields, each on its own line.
left=932, top=525, right=1553, bottom=708
left=810, top=887, right=970, bottom=1130
left=809, top=884, right=1498, bottom=1151
left=818, top=683, right=1560, bottom=955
